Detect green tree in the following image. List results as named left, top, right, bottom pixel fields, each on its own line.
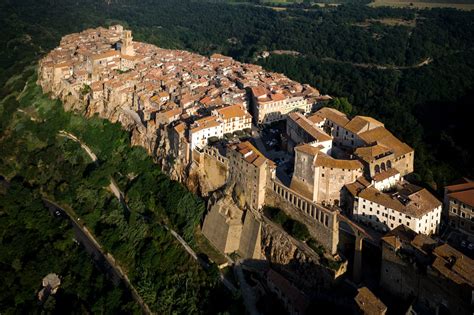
left=328, top=97, right=353, bottom=115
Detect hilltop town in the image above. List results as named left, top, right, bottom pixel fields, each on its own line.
left=38, top=26, right=473, bottom=314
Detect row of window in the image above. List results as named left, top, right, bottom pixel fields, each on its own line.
left=360, top=215, right=436, bottom=233
left=451, top=200, right=470, bottom=208
left=451, top=207, right=473, bottom=219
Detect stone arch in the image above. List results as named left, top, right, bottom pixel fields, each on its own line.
left=381, top=162, right=386, bottom=172
left=387, top=160, right=392, bottom=169
left=375, top=164, right=380, bottom=173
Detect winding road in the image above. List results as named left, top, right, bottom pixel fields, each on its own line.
left=58, top=131, right=240, bottom=300
left=42, top=197, right=152, bottom=315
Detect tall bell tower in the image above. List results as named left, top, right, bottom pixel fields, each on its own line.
left=121, top=30, right=135, bottom=56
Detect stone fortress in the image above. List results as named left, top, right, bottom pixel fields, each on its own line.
left=39, top=26, right=471, bottom=314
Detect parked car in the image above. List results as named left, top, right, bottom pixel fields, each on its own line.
left=461, top=240, right=467, bottom=247
left=468, top=243, right=474, bottom=251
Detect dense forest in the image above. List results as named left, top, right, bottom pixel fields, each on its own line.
left=1, top=0, right=473, bottom=312
left=0, top=178, right=140, bottom=314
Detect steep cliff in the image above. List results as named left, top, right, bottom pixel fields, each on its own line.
left=260, top=218, right=337, bottom=291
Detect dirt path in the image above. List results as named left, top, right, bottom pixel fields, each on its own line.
left=59, top=131, right=98, bottom=162
left=321, top=57, right=433, bottom=70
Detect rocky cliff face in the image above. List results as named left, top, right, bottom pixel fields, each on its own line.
left=56, top=92, right=207, bottom=193
left=260, top=218, right=336, bottom=291
left=205, top=186, right=338, bottom=291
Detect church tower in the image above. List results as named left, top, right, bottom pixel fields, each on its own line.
left=121, top=30, right=135, bottom=56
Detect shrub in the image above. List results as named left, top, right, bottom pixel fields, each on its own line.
left=291, top=221, right=310, bottom=241
left=307, top=239, right=325, bottom=256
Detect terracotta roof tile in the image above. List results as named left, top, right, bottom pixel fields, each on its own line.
left=313, top=107, right=349, bottom=126
left=358, top=127, right=413, bottom=158
left=294, top=143, right=321, bottom=156
left=355, top=287, right=387, bottom=315
left=288, top=112, right=332, bottom=142
left=216, top=104, right=250, bottom=120
left=315, top=152, right=363, bottom=170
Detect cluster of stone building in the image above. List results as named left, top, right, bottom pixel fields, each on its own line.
left=38, top=26, right=473, bottom=315
left=285, top=107, right=441, bottom=236
left=38, top=25, right=320, bottom=156
left=39, top=26, right=439, bottom=238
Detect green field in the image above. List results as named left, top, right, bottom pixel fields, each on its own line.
left=368, top=0, right=474, bottom=10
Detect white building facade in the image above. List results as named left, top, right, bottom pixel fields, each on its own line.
left=353, top=189, right=442, bottom=235
left=189, top=116, right=223, bottom=150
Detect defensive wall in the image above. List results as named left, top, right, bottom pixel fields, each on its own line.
left=265, top=179, right=339, bottom=255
